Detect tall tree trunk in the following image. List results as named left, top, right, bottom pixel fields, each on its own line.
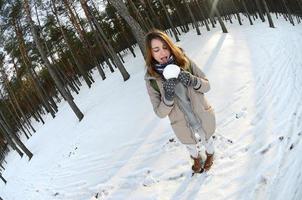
left=50, top=0, right=95, bottom=87
left=240, top=0, right=254, bottom=25
left=201, top=0, right=216, bottom=28
left=35, top=4, right=82, bottom=98
left=261, top=0, right=275, bottom=28
left=80, top=0, right=130, bottom=81
left=281, top=0, right=295, bottom=25
left=0, top=126, right=24, bottom=158
left=296, top=0, right=302, bottom=13
left=93, top=27, right=115, bottom=74
left=231, top=0, right=243, bottom=25
left=158, top=0, right=180, bottom=41
left=184, top=0, right=201, bottom=35
left=0, top=173, right=7, bottom=184
left=0, top=78, right=32, bottom=139
left=140, top=3, right=156, bottom=29
left=0, top=162, right=5, bottom=170
left=83, top=0, right=112, bottom=76
left=89, top=1, right=119, bottom=74
left=0, top=59, right=36, bottom=135
left=255, top=0, right=266, bottom=22
left=24, top=0, right=84, bottom=121
left=0, top=113, right=33, bottom=160
left=67, top=0, right=103, bottom=82
left=194, top=0, right=210, bottom=31
left=12, top=18, right=57, bottom=118
left=128, top=0, right=150, bottom=31
left=0, top=111, right=30, bottom=159
left=107, top=0, right=146, bottom=57
left=206, top=0, right=228, bottom=33
left=72, top=1, right=106, bottom=80
left=145, top=0, right=165, bottom=30
left=24, top=92, right=45, bottom=124
left=36, top=8, right=61, bottom=96
left=1, top=92, right=31, bottom=136
left=116, top=15, right=136, bottom=57
left=5, top=81, right=35, bottom=135
left=169, top=0, right=189, bottom=32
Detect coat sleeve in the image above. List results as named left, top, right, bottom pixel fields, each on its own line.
left=190, top=60, right=211, bottom=93
left=145, top=80, right=174, bottom=118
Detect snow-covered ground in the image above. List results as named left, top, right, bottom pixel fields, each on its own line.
left=1, top=15, right=302, bottom=200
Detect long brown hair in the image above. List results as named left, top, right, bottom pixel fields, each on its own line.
left=144, top=29, right=190, bottom=77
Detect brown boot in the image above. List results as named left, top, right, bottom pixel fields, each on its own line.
left=190, top=155, right=204, bottom=173
left=204, top=152, right=214, bottom=171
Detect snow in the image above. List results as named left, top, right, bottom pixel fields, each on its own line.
left=1, top=15, right=302, bottom=200
left=163, top=64, right=181, bottom=79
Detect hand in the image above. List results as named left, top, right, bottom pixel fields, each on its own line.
left=163, top=78, right=177, bottom=101
left=178, top=71, right=198, bottom=87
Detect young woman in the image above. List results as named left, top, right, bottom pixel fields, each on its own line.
left=144, top=29, right=216, bottom=173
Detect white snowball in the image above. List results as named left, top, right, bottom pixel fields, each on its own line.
left=163, top=64, right=180, bottom=79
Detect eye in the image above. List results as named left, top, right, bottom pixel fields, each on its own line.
left=152, top=48, right=159, bottom=52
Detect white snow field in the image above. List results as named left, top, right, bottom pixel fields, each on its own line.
left=1, top=16, right=302, bottom=200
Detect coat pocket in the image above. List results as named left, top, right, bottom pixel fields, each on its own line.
left=200, top=106, right=216, bottom=137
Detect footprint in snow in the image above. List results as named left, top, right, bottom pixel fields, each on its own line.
left=162, top=137, right=180, bottom=151
left=67, top=145, right=78, bottom=157
left=260, top=144, right=272, bottom=155
left=167, top=173, right=185, bottom=181
left=236, top=107, right=248, bottom=119
left=53, top=192, right=59, bottom=196
left=91, top=186, right=114, bottom=200
left=142, top=174, right=159, bottom=187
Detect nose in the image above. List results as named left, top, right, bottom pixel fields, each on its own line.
left=159, top=49, right=166, bottom=57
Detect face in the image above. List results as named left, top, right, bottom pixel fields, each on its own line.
left=151, top=38, right=171, bottom=64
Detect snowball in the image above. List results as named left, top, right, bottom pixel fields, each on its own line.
left=163, top=64, right=180, bottom=79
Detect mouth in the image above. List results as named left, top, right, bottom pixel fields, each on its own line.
left=161, top=56, right=168, bottom=63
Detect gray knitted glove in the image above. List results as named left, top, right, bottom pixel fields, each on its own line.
left=178, top=71, right=198, bottom=87
left=163, top=78, right=177, bottom=101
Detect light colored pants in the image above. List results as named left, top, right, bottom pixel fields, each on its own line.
left=186, top=130, right=214, bottom=158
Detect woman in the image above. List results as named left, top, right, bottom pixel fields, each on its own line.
left=144, top=29, right=216, bottom=173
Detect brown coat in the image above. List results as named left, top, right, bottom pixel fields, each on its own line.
left=145, top=59, right=216, bottom=144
